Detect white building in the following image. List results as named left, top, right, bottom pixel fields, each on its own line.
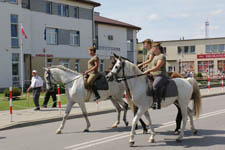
left=0, top=0, right=141, bottom=90
left=94, top=13, right=141, bottom=64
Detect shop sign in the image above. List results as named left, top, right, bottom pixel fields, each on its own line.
left=197, top=54, right=225, bottom=59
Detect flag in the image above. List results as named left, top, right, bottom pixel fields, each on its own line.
left=21, top=25, right=28, bottom=39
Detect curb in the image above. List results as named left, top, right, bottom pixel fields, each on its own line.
left=0, top=109, right=116, bottom=131
left=0, top=92, right=225, bottom=131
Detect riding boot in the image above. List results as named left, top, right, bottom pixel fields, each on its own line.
left=91, top=85, right=100, bottom=101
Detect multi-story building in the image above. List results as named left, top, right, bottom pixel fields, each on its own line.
left=137, top=37, right=225, bottom=76
left=0, top=0, right=141, bottom=90
left=0, top=0, right=100, bottom=89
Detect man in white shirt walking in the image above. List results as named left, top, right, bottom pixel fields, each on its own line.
left=27, top=70, right=44, bottom=111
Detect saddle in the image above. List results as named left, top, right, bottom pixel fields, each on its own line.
left=146, top=76, right=178, bottom=100
left=84, top=73, right=109, bottom=90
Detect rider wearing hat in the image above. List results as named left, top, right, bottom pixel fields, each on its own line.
left=84, top=46, right=100, bottom=101
left=138, top=39, right=154, bottom=70
left=144, top=42, right=168, bottom=109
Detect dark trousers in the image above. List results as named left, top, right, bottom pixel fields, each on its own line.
left=43, top=90, right=57, bottom=107
left=153, top=75, right=168, bottom=103
left=32, top=87, right=41, bottom=108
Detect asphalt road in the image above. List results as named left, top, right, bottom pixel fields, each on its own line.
left=1, top=95, right=225, bottom=150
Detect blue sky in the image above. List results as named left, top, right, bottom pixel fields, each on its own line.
left=94, top=0, right=225, bottom=42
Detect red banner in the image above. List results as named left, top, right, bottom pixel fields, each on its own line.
left=197, top=54, right=225, bottom=59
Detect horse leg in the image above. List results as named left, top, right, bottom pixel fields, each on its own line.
left=56, top=101, right=75, bottom=134
left=143, top=110, right=156, bottom=142
left=110, top=98, right=122, bottom=128
left=174, top=104, right=182, bottom=135
left=121, top=101, right=129, bottom=127
left=176, top=105, right=188, bottom=142
left=188, top=106, right=198, bottom=135
left=133, top=106, right=147, bottom=134
left=78, top=102, right=91, bottom=132
left=129, top=107, right=147, bottom=147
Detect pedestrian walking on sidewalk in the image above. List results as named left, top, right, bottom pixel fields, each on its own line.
left=42, top=84, right=57, bottom=108
left=27, top=70, right=44, bottom=111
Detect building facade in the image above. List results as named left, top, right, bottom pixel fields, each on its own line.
left=137, top=37, right=225, bottom=76
left=0, top=0, right=100, bottom=89
left=0, top=0, right=141, bottom=89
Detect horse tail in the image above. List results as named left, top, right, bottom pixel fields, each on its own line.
left=187, top=78, right=202, bottom=118
left=125, top=89, right=135, bottom=111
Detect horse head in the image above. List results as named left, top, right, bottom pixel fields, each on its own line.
left=106, top=53, right=124, bottom=81
left=44, top=67, right=58, bottom=90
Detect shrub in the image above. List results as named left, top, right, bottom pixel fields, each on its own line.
left=4, top=87, right=22, bottom=100
left=197, top=72, right=203, bottom=78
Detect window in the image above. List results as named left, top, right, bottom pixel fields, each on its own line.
left=58, top=4, right=69, bottom=17
left=22, top=0, right=30, bottom=9
left=206, top=45, right=211, bottom=53
left=11, top=14, right=19, bottom=48
left=46, top=28, right=58, bottom=45
left=60, top=59, right=70, bottom=68
left=184, top=46, right=189, bottom=54
left=12, top=53, right=20, bottom=86
left=190, top=46, right=195, bottom=53
left=177, top=46, right=182, bottom=54
left=47, top=58, right=53, bottom=67
left=198, top=61, right=214, bottom=74
left=138, top=50, right=143, bottom=54
left=212, top=45, right=217, bottom=53
left=70, top=31, right=80, bottom=46
left=218, top=44, right=225, bottom=52
left=100, top=60, right=104, bottom=72
left=75, top=60, right=80, bottom=72
left=74, top=7, right=79, bottom=18
left=163, top=47, right=167, bottom=54
left=168, top=66, right=173, bottom=72
left=9, top=0, right=17, bottom=4
left=46, top=2, right=52, bottom=14
left=108, top=35, right=113, bottom=40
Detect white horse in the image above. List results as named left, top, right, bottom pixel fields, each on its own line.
left=44, top=65, right=148, bottom=134
left=106, top=55, right=201, bottom=146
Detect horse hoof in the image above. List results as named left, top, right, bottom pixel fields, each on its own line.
left=148, top=138, right=155, bottom=143
left=174, top=130, right=180, bottom=135
left=176, top=138, right=182, bottom=142
left=143, top=129, right=148, bottom=134
left=56, top=130, right=61, bottom=134
left=112, top=124, right=118, bottom=128
left=83, top=129, right=89, bottom=132
left=129, top=141, right=135, bottom=147
left=193, top=130, right=198, bottom=135
left=125, top=122, right=129, bottom=127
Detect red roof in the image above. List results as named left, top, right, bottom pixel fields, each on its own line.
left=94, top=15, right=141, bottom=30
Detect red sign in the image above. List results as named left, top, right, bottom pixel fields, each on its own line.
left=197, top=54, right=225, bottom=59
left=36, top=54, right=53, bottom=57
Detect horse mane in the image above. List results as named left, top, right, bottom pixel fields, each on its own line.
left=51, top=65, right=80, bottom=75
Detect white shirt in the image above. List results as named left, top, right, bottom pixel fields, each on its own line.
left=31, top=76, right=43, bottom=88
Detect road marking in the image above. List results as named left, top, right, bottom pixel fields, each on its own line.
left=65, top=108, right=225, bottom=150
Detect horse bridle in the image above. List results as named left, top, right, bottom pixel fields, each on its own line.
left=112, top=60, right=145, bottom=83
left=46, top=69, right=58, bottom=88
left=46, top=69, right=83, bottom=87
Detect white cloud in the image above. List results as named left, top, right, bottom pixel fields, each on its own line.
left=210, top=9, right=224, bottom=16
left=147, top=14, right=161, bottom=22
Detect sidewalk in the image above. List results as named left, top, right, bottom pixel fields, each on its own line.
left=0, top=87, right=225, bottom=131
